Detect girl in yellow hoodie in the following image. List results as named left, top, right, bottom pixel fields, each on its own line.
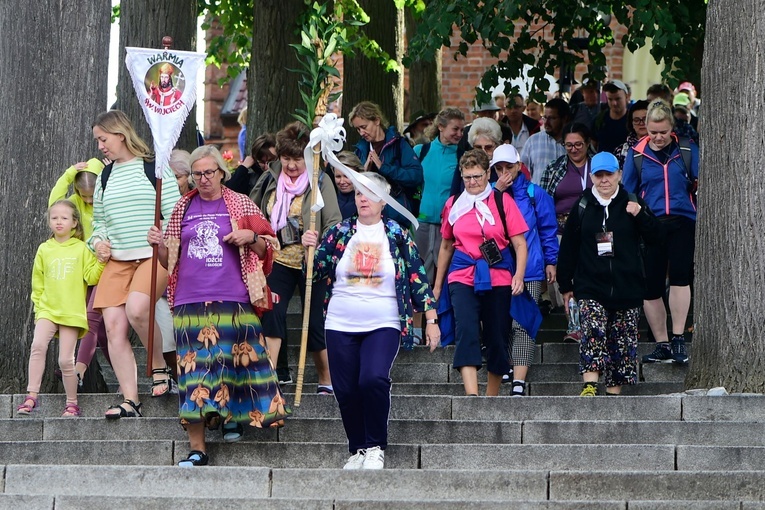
left=18, top=200, right=105, bottom=417
left=48, top=159, right=109, bottom=382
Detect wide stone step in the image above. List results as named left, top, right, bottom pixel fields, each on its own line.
left=522, top=420, right=765, bottom=446
left=11, top=394, right=765, bottom=421
left=18, top=494, right=741, bottom=510
left=2, top=464, right=761, bottom=503
left=421, top=444, right=675, bottom=470
left=548, top=470, right=765, bottom=501
left=530, top=382, right=686, bottom=396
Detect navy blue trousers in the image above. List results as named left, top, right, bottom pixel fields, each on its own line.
left=450, top=282, right=512, bottom=375
left=325, top=327, right=400, bottom=453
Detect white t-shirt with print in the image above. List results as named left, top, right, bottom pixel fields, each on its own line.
left=325, top=220, right=400, bottom=333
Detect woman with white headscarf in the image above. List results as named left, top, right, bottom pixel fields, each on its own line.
left=432, top=149, right=528, bottom=397
left=302, top=172, right=440, bottom=470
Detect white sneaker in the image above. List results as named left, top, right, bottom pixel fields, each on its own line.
left=343, top=450, right=366, bottom=470
left=361, top=446, right=384, bottom=469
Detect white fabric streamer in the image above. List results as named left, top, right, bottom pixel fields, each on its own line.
left=304, top=114, right=419, bottom=230
left=447, top=183, right=495, bottom=226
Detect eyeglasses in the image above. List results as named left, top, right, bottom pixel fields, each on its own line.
left=564, top=142, right=585, bottom=150
left=632, top=117, right=646, bottom=125
left=191, top=169, right=218, bottom=180
left=473, top=144, right=495, bottom=151
left=462, top=172, right=486, bottom=182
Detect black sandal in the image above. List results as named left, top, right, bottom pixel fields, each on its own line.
left=151, top=367, right=172, bottom=398
left=105, top=399, right=142, bottom=419
left=178, top=450, right=209, bottom=467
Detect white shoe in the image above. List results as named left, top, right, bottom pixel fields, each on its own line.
left=343, top=450, right=366, bottom=470
left=361, top=446, right=384, bottom=469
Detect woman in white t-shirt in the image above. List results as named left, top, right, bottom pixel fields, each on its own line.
left=302, top=173, right=440, bottom=471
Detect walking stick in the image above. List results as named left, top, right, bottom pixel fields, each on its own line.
left=294, top=137, right=322, bottom=408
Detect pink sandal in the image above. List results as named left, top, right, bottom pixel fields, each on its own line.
left=62, top=403, right=81, bottom=417
left=16, top=395, right=39, bottom=415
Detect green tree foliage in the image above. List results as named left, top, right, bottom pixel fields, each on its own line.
left=405, top=0, right=707, bottom=101
left=198, top=0, right=403, bottom=84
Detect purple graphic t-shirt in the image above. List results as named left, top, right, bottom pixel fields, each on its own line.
left=174, top=196, right=249, bottom=306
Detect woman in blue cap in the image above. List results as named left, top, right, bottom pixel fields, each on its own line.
left=557, top=152, right=663, bottom=396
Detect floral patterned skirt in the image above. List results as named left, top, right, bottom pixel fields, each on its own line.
left=174, top=301, right=290, bottom=428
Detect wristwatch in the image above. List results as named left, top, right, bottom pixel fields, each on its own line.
left=251, top=232, right=259, bottom=244
left=426, top=318, right=439, bottom=325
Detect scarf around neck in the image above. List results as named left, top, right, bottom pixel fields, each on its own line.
left=591, top=185, right=618, bottom=221
left=271, top=170, right=309, bottom=232
left=448, top=183, right=494, bottom=226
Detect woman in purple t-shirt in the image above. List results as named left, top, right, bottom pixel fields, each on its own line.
left=147, top=145, right=289, bottom=467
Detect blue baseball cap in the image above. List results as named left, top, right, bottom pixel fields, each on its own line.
left=590, top=152, right=620, bottom=174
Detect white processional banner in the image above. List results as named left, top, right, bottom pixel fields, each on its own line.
left=125, top=47, right=206, bottom=177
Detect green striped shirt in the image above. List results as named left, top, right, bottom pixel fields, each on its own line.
left=88, top=159, right=180, bottom=260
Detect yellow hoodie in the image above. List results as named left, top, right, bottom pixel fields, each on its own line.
left=49, top=159, right=104, bottom=241
left=31, top=238, right=105, bottom=337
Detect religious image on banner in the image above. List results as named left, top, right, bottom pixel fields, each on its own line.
left=147, top=62, right=184, bottom=107
left=125, top=46, right=206, bottom=178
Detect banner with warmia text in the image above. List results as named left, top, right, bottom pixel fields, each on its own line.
left=125, top=47, right=206, bottom=177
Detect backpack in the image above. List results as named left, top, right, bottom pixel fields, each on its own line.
left=632, top=136, right=692, bottom=177
left=101, top=160, right=157, bottom=191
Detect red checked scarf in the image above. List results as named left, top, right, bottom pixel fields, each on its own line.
left=164, top=186, right=278, bottom=315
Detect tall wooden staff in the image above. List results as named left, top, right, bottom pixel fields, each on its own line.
left=145, top=35, right=173, bottom=376
left=294, top=47, right=335, bottom=408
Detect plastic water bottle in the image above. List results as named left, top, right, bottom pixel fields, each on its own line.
left=567, top=297, right=581, bottom=334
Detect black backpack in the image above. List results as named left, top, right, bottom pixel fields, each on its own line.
left=101, top=160, right=157, bottom=191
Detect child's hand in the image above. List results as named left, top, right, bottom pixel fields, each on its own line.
left=73, top=162, right=88, bottom=171
left=102, top=157, right=112, bottom=166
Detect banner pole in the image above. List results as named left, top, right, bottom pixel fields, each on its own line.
left=145, top=35, right=173, bottom=378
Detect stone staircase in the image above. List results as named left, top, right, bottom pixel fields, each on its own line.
left=4, top=306, right=765, bottom=508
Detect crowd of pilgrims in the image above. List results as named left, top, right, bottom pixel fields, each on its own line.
left=18, top=77, right=699, bottom=468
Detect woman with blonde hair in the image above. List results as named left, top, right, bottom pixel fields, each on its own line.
left=89, top=110, right=181, bottom=418
left=623, top=100, right=699, bottom=366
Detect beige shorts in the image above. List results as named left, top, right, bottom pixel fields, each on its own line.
left=94, top=258, right=168, bottom=309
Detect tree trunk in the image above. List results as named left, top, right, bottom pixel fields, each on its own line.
left=0, top=1, right=110, bottom=392
left=405, top=9, right=442, bottom=120
left=685, top=0, right=765, bottom=391
left=247, top=0, right=306, bottom=137
left=117, top=0, right=198, bottom=152
left=342, top=0, right=405, bottom=145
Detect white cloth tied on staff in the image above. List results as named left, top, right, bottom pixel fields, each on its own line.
left=304, top=114, right=419, bottom=230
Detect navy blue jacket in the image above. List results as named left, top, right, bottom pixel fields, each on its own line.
left=502, top=172, right=559, bottom=281
left=355, top=126, right=424, bottom=228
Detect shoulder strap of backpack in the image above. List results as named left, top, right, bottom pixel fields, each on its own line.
left=100, top=163, right=114, bottom=191
left=527, top=182, right=536, bottom=207
left=577, top=193, right=590, bottom=221
left=493, top=189, right=509, bottom=241
left=678, top=136, right=692, bottom=176
left=418, top=142, right=431, bottom=162
left=100, top=160, right=157, bottom=191
left=628, top=192, right=638, bottom=202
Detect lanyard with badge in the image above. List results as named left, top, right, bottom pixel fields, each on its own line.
left=476, top=211, right=503, bottom=266
left=595, top=205, right=614, bottom=257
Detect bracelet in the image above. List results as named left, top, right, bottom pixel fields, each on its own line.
left=251, top=232, right=259, bottom=244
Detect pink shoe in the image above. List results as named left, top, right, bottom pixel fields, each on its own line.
left=62, top=403, right=81, bottom=417
left=16, top=395, right=39, bottom=415
left=563, top=331, right=582, bottom=343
